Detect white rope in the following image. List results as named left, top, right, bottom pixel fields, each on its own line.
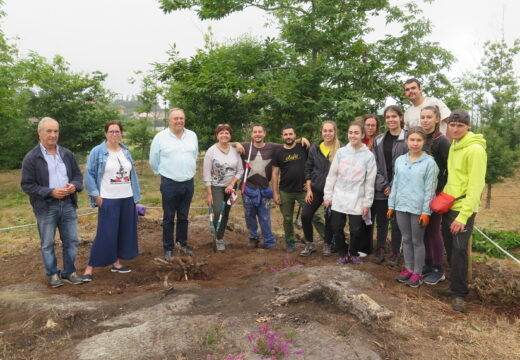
left=0, top=205, right=243, bottom=232
left=474, top=226, right=520, bottom=265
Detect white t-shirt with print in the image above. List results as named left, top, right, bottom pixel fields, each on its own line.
left=404, top=96, right=451, bottom=134
left=100, top=150, right=134, bottom=199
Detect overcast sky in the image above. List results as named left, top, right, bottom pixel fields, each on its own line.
left=2, top=0, right=519, bottom=97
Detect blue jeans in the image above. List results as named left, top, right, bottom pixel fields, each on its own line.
left=35, top=199, right=78, bottom=277
left=243, top=193, right=275, bottom=247
left=160, top=176, right=194, bottom=251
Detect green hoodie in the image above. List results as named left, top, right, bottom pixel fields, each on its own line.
left=443, top=131, right=487, bottom=224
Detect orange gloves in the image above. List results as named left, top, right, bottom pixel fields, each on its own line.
left=386, top=209, right=395, bottom=220
left=419, top=214, right=430, bottom=227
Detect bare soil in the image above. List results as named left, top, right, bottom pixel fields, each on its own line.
left=1, top=211, right=519, bottom=360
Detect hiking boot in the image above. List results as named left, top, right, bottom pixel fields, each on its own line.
left=434, top=287, right=452, bottom=298
left=180, top=246, right=194, bottom=257
left=61, top=272, right=84, bottom=285
left=388, top=253, right=399, bottom=267
left=350, top=256, right=362, bottom=265
left=215, top=239, right=226, bottom=253
left=337, top=256, right=348, bottom=264
left=424, top=267, right=446, bottom=285
left=395, top=269, right=413, bottom=283
left=164, top=250, right=173, bottom=261
left=286, top=242, right=297, bottom=253
left=452, top=297, right=466, bottom=313
left=249, top=237, right=260, bottom=248
left=322, top=243, right=332, bottom=257
left=111, top=266, right=131, bottom=273
left=49, top=273, right=64, bottom=288
left=405, top=273, right=422, bottom=288
left=299, top=242, right=316, bottom=257
left=372, top=248, right=385, bottom=265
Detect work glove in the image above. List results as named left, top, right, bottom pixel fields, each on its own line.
left=386, top=209, right=395, bottom=220
left=418, top=214, right=430, bottom=227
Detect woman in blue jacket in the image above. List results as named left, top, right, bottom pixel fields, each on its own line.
left=82, top=121, right=141, bottom=281
left=388, top=127, right=438, bottom=288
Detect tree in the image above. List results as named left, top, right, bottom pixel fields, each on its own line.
left=157, top=0, right=453, bottom=144
left=126, top=119, right=155, bottom=174
left=130, top=71, right=165, bottom=124
left=24, top=54, right=119, bottom=154
left=457, top=39, right=520, bottom=208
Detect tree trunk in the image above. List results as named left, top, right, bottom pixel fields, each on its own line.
left=485, top=183, right=492, bottom=209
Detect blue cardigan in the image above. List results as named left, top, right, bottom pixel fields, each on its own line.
left=85, top=141, right=141, bottom=207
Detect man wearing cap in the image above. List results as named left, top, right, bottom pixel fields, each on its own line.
left=21, top=117, right=84, bottom=288
left=403, top=78, right=451, bottom=134
left=440, top=110, right=486, bottom=313
left=150, top=108, right=198, bottom=259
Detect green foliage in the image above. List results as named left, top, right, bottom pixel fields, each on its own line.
left=24, top=54, right=119, bottom=154
left=472, top=228, right=520, bottom=259
left=0, top=9, right=118, bottom=168
left=157, top=0, right=454, bottom=147
left=204, top=323, right=222, bottom=349
left=456, top=39, right=520, bottom=207
left=126, top=119, right=155, bottom=174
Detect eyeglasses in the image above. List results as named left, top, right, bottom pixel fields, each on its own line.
left=365, top=124, right=377, bottom=127
left=107, top=130, right=121, bottom=134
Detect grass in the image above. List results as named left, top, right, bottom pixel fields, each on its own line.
left=0, top=157, right=280, bottom=255
left=204, top=323, right=223, bottom=350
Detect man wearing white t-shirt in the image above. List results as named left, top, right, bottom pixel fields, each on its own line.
left=403, top=78, right=451, bottom=134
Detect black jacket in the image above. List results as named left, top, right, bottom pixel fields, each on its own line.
left=21, top=145, right=83, bottom=215
left=304, top=142, right=340, bottom=193
left=373, top=130, right=408, bottom=200
left=423, top=133, right=450, bottom=194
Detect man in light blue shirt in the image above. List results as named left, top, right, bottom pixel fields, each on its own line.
left=149, top=108, right=198, bottom=259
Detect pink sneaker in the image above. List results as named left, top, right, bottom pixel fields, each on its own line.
left=405, top=273, right=423, bottom=288
left=395, top=269, right=413, bottom=283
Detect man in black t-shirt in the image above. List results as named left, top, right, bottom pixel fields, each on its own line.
left=272, top=125, right=308, bottom=253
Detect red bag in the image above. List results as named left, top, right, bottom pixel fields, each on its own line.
left=430, top=192, right=466, bottom=214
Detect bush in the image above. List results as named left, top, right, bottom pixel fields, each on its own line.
left=472, top=228, right=520, bottom=259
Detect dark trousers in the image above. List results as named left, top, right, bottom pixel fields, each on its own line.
left=301, top=191, right=332, bottom=244
left=330, top=210, right=364, bottom=257
left=424, top=211, right=444, bottom=266
left=442, top=210, right=476, bottom=299
left=210, top=186, right=231, bottom=240
left=88, top=197, right=138, bottom=267
left=160, top=176, right=194, bottom=251
left=372, top=199, right=402, bottom=254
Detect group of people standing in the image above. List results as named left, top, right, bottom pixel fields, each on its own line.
left=21, top=79, right=486, bottom=313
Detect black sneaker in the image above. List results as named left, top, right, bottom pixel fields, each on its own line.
left=61, top=272, right=84, bottom=285
left=249, top=237, right=260, bottom=248
left=424, top=267, right=446, bottom=285
left=180, top=246, right=194, bottom=257
left=111, top=266, right=131, bottom=273
left=49, top=273, right=64, bottom=288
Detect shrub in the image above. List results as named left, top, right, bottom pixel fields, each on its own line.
left=472, top=228, right=520, bottom=259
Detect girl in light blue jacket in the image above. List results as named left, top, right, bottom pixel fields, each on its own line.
left=388, top=127, right=438, bottom=288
